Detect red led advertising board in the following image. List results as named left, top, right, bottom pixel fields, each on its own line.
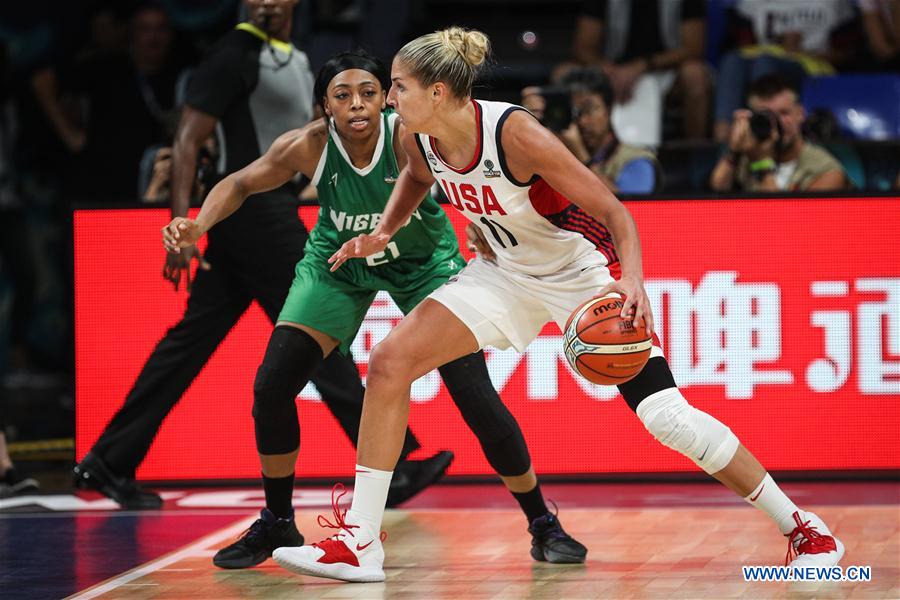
left=75, top=198, right=900, bottom=480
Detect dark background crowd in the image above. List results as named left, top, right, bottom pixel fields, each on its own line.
left=1, top=0, right=898, bottom=494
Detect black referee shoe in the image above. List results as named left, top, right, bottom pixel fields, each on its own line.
left=213, top=508, right=304, bottom=569
left=528, top=512, right=588, bottom=564
left=385, top=450, right=454, bottom=507
left=74, top=452, right=162, bottom=509
left=0, top=467, right=39, bottom=498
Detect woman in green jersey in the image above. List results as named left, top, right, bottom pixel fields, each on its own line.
left=163, top=51, right=586, bottom=569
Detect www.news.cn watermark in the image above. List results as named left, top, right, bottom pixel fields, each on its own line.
left=743, top=565, right=872, bottom=582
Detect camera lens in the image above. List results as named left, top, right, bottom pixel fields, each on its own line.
left=749, top=111, right=773, bottom=141
left=748, top=110, right=783, bottom=142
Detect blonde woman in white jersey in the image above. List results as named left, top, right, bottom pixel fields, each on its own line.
left=273, top=28, right=844, bottom=583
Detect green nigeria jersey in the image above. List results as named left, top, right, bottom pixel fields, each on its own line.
left=305, top=112, right=460, bottom=272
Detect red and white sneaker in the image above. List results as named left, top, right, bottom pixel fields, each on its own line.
left=273, top=484, right=386, bottom=583
left=784, top=511, right=845, bottom=567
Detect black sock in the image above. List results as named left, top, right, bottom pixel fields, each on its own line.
left=262, top=473, right=295, bottom=519
left=511, top=485, right=548, bottom=523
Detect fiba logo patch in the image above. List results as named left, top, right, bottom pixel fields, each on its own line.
left=427, top=151, right=438, bottom=167
left=483, top=159, right=501, bottom=178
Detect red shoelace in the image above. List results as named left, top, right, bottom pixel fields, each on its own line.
left=313, top=483, right=359, bottom=546
left=312, top=483, right=387, bottom=551
left=784, top=511, right=836, bottom=565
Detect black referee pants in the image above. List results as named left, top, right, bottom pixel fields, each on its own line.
left=90, top=216, right=419, bottom=477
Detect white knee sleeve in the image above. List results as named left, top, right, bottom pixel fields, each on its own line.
left=635, top=387, right=739, bottom=474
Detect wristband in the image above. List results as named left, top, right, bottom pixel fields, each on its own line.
left=749, top=158, right=776, bottom=173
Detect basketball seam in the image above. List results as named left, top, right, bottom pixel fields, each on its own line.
left=565, top=337, right=653, bottom=352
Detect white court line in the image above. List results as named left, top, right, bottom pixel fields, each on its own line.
left=66, top=514, right=258, bottom=600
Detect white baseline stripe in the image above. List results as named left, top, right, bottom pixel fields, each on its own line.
left=66, top=514, right=258, bottom=600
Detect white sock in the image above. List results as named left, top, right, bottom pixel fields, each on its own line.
left=744, top=473, right=802, bottom=534
left=348, top=464, right=393, bottom=533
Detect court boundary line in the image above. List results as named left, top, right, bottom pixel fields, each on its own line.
left=66, top=513, right=258, bottom=599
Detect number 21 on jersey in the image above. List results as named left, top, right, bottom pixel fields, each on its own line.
left=366, top=241, right=400, bottom=267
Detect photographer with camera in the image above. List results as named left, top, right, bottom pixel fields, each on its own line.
left=710, top=74, right=847, bottom=192
left=522, top=67, right=661, bottom=194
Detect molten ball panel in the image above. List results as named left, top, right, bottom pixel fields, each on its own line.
left=564, top=295, right=651, bottom=385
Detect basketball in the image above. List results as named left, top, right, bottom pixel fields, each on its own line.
left=563, top=294, right=652, bottom=385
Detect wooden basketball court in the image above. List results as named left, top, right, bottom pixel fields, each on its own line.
left=57, top=483, right=898, bottom=600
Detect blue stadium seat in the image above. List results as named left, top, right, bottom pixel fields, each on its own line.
left=802, top=75, right=900, bottom=140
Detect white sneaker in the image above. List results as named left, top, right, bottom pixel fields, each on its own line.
left=785, top=511, right=845, bottom=567
left=273, top=484, right=385, bottom=583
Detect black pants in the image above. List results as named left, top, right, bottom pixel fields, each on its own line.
left=90, top=207, right=419, bottom=477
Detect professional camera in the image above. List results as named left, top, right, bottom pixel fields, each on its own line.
left=535, top=85, right=573, bottom=133
left=748, top=109, right=783, bottom=143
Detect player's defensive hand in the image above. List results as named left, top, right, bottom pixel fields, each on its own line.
left=328, top=232, right=390, bottom=272
left=465, top=223, right=496, bottom=263
left=595, top=275, right=654, bottom=336
left=162, top=245, right=210, bottom=292
left=162, top=217, right=204, bottom=252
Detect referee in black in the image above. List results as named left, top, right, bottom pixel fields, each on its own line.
left=74, top=0, right=450, bottom=537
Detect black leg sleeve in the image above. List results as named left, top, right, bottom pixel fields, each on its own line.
left=617, top=356, right=678, bottom=412
left=439, top=351, right=532, bottom=476
left=253, top=326, right=325, bottom=455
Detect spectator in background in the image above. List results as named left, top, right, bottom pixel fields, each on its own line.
left=65, top=2, right=187, bottom=201
left=713, top=0, right=861, bottom=142
left=292, top=0, right=413, bottom=69
left=138, top=135, right=218, bottom=203
left=29, top=1, right=130, bottom=157
left=140, top=147, right=174, bottom=203
left=858, top=0, right=900, bottom=69
left=710, top=74, right=847, bottom=192
left=522, top=67, right=661, bottom=194
left=570, top=0, right=710, bottom=145
left=0, top=42, right=39, bottom=499
left=0, top=43, right=38, bottom=370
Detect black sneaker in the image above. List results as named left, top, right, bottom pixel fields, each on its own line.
left=528, top=512, right=588, bottom=564
left=213, top=508, right=304, bottom=569
left=73, top=452, right=162, bottom=510
left=0, top=467, right=39, bottom=498
left=385, top=450, right=454, bottom=507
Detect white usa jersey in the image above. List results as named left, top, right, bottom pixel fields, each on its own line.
left=415, top=100, right=614, bottom=277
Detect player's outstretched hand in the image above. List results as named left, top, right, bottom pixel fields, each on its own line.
left=465, top=223, right=496, bottom=263
left=328, top=233, right=390, bottom=272
left=595, top=275, right=654, bottom=336
left=162, top=217, right=204, bottom=252
left=162, top=245, right=211, bottom=292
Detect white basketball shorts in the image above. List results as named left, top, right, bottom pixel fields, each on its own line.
left=429, top=256, right=664, bottom=355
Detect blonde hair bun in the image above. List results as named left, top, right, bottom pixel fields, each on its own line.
left=397, top=26, right=492, bottom=98
left=439, top=27, right=489, bottom=68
